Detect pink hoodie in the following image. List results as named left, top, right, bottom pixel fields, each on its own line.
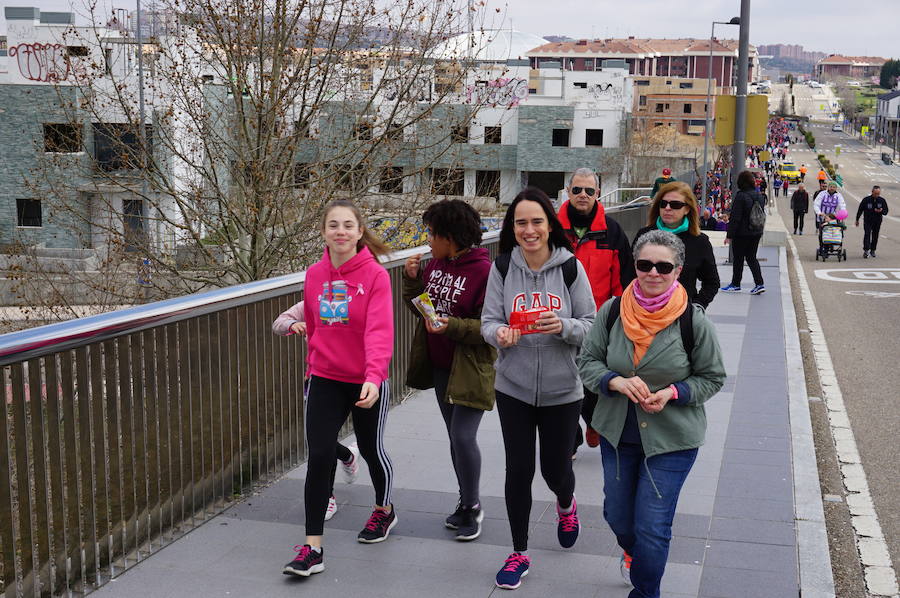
left=302, top=246, right=394, bottom=385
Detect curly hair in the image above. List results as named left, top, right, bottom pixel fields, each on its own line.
left=499, top=187, right=572, bottom=254
left=422, top=199, right=483, bottom=249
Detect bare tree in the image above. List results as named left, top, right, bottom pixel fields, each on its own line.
left=13, top=0, right=499, bottom=318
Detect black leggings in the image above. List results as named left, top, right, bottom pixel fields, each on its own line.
left=305, top=375, right=394, bottom=536
left=434, top=369, right=484, bottom=508
left=730, top=235, right=764, bottom=287
left=496, top=391, right=581, bottom=552
left=574, top=386, right=599, bottom=453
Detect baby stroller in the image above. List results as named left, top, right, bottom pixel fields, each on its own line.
left=815, top=219, right=847, bottom=261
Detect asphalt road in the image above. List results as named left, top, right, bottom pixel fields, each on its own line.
left=773, top=123, right=900, bottom=574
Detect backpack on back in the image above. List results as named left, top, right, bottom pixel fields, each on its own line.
left=747, top=193, right=767, bottom=233
left=494, top=252, right=578, bottom=289
left=605, top=296, right=695, bottom=356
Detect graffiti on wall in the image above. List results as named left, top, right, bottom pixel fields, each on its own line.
left=588, top=82, right=623, bottom=105
left=466, top=78, right=528, bottom=108
left=8, top=43, right=70, bottom=82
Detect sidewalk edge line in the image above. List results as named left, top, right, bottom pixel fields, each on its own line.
left=785, top=236, right=900, bottom=597
left=779, top=245, right=836, bottom=598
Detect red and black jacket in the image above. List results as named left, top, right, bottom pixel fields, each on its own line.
left=557, top=201, right=636, bottom=309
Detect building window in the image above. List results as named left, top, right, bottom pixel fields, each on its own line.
left=476, top=170, right=500, bottom=199
left=552, top=128, right=570, bottom=147
left=44, top=123, right=82, bottom=153
left=353, top=121, right=373, bottom=141
left=639, top=95, right=647, bottom=107
left=380, top=167, right=404, bottom=193
left=666, top=80, right=672, bottom=85
left=432, top=168, right=465, bottom=196
left=585, top=129, right=604, bottom=147
left=66, top=46, right=88, bottom=57
left=451, top=125, right=469, bottom=143
left=93, top=123, right=153, bottom=171
left=385, top=124, right=404, bottom=142
left=679, top=82, right=693, bottom=89
left=16, top=199, right=42, bottom=227
left=123, top=199, right=145, bottom=252
left=484, top=126, right=502, bottom=144
left=635, top=80, right=650, bottom=86
left=683, top=104, right=692, bottom=114
left=655, top=104, right=664, bottom=113
left=292, top=163, right=311, bottom=188
left=665, top=103, right=670, bottom=109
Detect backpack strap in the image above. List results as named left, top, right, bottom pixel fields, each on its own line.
left=496, top=252, right=578, bottom=291
left=605, top=296, right=695, bottom=356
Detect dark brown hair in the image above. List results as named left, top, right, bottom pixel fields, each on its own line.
left=321, top=200, right=391, bottom=257
left=649, top=181, right=701, bottom=236
left=499, top=187, right=572, bottom=253
left=422, top=199, right=483, bottom=249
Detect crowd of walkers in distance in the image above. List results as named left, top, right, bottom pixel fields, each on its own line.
left=273, top=167, right=733, bottom=598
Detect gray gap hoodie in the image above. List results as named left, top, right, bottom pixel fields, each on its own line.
left=481, top=246, right=596, bottom=406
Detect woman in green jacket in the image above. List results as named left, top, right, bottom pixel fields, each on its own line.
left=577, top=230, right=725, bottom=598
left=403, top=199, right=495, bottom=542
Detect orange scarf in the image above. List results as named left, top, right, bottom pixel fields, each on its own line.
left=620, top=280, right=688, bottom=366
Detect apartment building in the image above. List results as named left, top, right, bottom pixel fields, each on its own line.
left=815, top=55, right=887, bottom=80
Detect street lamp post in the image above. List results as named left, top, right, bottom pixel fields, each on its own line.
left=700, top=17, right=739, bottom=210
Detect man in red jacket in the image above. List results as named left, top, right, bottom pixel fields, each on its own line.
left=557, top=168, right=636, bottom=453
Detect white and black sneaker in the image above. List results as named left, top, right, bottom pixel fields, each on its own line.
left=445, top=501, right=465, bottom=530
left=455, top=506, right=484, bottom=541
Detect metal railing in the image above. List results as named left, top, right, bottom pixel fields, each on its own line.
left=0, top=193, right=649, bottom=596
left=0, top=230, right=497, bottom=597
left=598, top=187, right=653, bottom=207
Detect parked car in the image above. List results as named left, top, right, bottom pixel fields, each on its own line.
left=777, top=162, right=802, bottom=183
left=831, top=123, right=843, bottom=132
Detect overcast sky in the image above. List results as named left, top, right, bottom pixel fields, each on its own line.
left=2, top=0, right=896, bottom=58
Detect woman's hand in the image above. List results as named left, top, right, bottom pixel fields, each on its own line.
left=608, top=376, right=651, bottom=404
left=640, top=386, right=676, bottom=414
left=496, top=326, right=521, bottom=348
left=356, top=382, right=380, bottom=408
left=404, top=254, right=423, bottom=279
left=425, top=316, right=449, bottom=334
left=290, top=321, right=307, bottom=336
left=535, top=310, right=562, bottom=335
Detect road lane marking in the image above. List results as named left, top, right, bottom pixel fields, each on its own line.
left=845, top=290, right=900, bottom=298
left=814, top=268, right=900, bottom=283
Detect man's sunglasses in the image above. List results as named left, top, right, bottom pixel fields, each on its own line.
left=635, top=259, right=676, bottom=274
left=659, top=199, right=687, bottom=210
left=571, top=186, right=596, bottom=196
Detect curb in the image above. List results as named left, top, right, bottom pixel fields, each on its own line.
left=779, top=245, right=836, bottom=597
left=785, top=236, right=900, bottom=597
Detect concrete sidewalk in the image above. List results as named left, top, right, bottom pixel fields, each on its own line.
left=92, top=246, right=833, bottom=598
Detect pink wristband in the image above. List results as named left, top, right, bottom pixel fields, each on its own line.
left=669, top=384, right=679, bottom=401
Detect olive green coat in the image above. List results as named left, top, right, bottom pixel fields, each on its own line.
left=402, top=274, right=496, bottom=411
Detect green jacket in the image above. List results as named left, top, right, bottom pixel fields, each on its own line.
left=402, top=274, right=496, bottom=411
left=651, top=176, right=676, bottom=197
left=577, top=298, right=725, bottom=458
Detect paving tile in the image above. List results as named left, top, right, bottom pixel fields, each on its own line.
left=703, top=540, right=797, bottom=573
left=712, top=496, right=795, bottom=523
left=699, top=565, right=799, bottom=598
left=708, top=516, right=796, bottom=546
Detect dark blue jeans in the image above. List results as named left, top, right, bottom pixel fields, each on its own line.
left=600, top=437, right=698, bottom=598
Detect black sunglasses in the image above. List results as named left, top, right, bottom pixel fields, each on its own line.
left=571, top=186, right=596, bottom=196
left=659, top=199, right=687, bottom=210
left=636, top=259, right=676, bottom=274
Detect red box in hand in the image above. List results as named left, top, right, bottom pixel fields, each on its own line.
left=509, top=307, right=549, bottom=334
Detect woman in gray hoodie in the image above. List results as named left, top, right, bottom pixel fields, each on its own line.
left=481, top=187, right=596, bottom=590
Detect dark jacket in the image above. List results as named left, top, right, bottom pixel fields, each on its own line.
left=557, top=201, right=636, bottom=309
left=403, top=254, right=497, bottom=411
left=856, top=195, right=889, bottom=223
left=652, top=176, right=676, bottom=197
left=635, top=225, right=720, bottom=309
left=790, top=189, right=809, bottom=213
left=727, top=190, right=765, bottom=238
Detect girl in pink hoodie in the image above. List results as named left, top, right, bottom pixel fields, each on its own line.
left=282, top=200, right=395, bottom=578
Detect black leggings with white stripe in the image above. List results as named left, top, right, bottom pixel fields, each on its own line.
left=304, top=375, right=394, bottom=536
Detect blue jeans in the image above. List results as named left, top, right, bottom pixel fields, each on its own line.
left=600, top=437, right=698, bottom=598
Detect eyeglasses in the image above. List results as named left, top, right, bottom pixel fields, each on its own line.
left=659, top=199, right=687, bottom=210
left=570, top=186, right=596, bottom=196
left=635, top=259, right=676, bottom=274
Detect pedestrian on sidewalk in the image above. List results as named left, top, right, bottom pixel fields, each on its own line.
left=557, top=168, right=635, bottom=456
left=800, top=164, right=808, bottom=182
left=577, top=230, right=725, bottom=598
left=773, top=174, right=782, bottom=196
left=403, top=199, right=495, bottom=541
left=855, top=185, right=889, bottom=258
left=721, top=171, right=766, bottom=295
left=481, top=188, right=596, bottom=590
left=283, top=200, right=396, bottom=578
left=817, top=168, right=827, bottom=184
left=273, top=302, right=362, bottom=523
left=634, top=181, right=719, bottom=310
left=790, top=183, right=809, bottom=234
left=651, top=168, right=676, bottom=197
left=782, top=178, right=789, bottom=196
